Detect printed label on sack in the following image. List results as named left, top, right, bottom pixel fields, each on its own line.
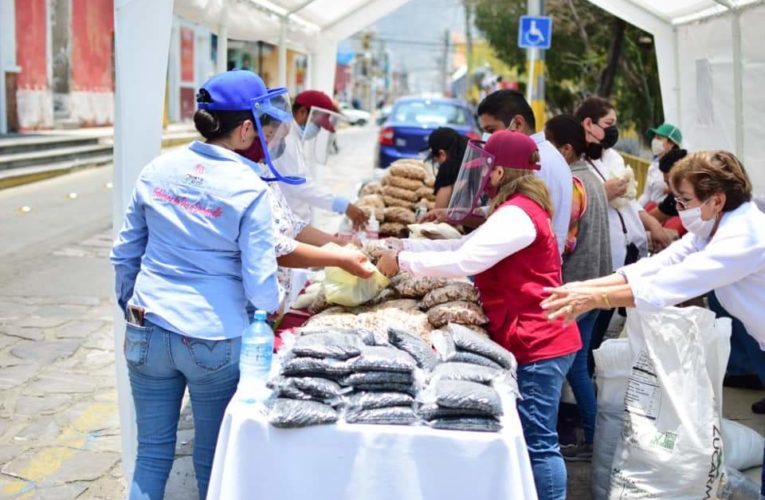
left=624, top=350, right=662, bottom=421
left=649, top=431, right=678, bottom=451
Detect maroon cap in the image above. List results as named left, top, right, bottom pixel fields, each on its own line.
left=483, top=130, right=541, bottom=171
left=294, top=90, right=339, bottom=113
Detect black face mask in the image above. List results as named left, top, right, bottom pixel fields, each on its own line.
left=601, top=125, right=619, bottom=149
left=586, top=142, right=604, bottom=160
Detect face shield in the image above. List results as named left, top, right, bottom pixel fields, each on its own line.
left=272, top=122, right=310, bottom=180
left=301, top=107, right=346, bottom=174
left=250, top=87, right=305, bottom=185
left=447, top=140, right=495, bottom=224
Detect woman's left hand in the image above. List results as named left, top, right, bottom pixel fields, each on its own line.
left=376, top=251, right=400, bottom=278
left=540, top=286, right=603, bottom=324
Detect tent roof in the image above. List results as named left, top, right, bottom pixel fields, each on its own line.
left=174, top=0, right=410, bottom=51
left=607, top=0, right=761, bottom=24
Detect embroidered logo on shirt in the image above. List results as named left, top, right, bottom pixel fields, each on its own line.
left=153, top=187, right=223, bottom=218
left=184, top=164, right=206, bottom=186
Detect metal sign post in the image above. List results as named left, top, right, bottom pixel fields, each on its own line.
left=518, top=7, right=552, bottom=130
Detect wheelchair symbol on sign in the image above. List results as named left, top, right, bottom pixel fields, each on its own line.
left=524, top=20, right=545, bottom=46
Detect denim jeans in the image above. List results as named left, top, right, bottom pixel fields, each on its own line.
left=517, top=353, right=576, bottom=500
left=708, top=291, right=765, bottom=383
left=124, top=320, right=240, bottom=500
left=565, top=310, right=599, bottom=444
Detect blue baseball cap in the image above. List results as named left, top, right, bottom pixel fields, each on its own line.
left=196, top=70, right=268, bottom=111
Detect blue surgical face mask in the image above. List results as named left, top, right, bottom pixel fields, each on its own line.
left=481, top=131, right=492, bottom=142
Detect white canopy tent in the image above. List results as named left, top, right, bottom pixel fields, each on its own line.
left=587, top=0, right=765, bottom=195
left=113, top=0, right=411, bottom=478
left=112, top=0, right=765, bottom=481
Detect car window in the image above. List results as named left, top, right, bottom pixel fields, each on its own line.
left=392, top=101, right=470, bottom=126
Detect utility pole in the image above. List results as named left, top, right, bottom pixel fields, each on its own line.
left=442, top=29, right=451, bottom=96
left=526, top=0, right=545, bottom=131
left=464, top=0, right=474, bottom=102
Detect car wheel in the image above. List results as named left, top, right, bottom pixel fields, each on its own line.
left=357, top=119, right=367, bottom=126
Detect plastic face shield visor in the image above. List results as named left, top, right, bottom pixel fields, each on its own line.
left=272, top=121, right=310, bottom=180
left=301, top=106, right=346, bottom=170
left=446, top=140, right=495, bottom=224
left=251, top=88, right=305, bottom=185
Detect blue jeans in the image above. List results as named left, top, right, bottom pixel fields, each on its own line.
left=565, top=310, right=599, bottom=444
left=124, top=321, right=241, bottom=500
left=517, top=353, right=576, bottom=500
left=708, top=292, right=765, bottom=383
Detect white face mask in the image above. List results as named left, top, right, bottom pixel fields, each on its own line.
left=651, top=137, right=665, bottom=156
left=481, top=131, right=492, bottom=142
left=678, top=199, right=716, bottom=239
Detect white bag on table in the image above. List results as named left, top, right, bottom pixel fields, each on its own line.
left=608, top=307, right=731, bottom=500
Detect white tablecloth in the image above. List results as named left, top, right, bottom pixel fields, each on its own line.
left=207, top=399, right=538, bottom=500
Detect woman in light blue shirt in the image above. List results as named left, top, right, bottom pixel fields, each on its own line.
left=111, top=70, right=283, bottom=500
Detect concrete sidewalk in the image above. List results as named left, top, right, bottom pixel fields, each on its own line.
left=0, top=123, right=199, bottom=190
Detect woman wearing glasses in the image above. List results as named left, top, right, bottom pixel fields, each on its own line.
left=541, top=150, right=765, bottom=499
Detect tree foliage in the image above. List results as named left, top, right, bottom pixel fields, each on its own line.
left=472, top=0, right=663, bottom=138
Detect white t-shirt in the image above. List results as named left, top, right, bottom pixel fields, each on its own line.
left=638, top=158, right=668, bottom=207
left=531, top=132, right=572, bottom=256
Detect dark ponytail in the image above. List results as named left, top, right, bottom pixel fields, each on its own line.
left=193, top=109, right=253, bottom=141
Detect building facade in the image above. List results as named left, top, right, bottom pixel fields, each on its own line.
left=0, top=0, right=307, bottom=133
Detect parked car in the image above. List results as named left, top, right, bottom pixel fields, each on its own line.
left=376, top=104, right=393, bottom=126
left=338, top=103, right=371, bottom=126
left=375, top=96, right=480, bottom=169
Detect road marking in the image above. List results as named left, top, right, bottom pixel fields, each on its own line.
left=2, top=402, right=117, bottom=496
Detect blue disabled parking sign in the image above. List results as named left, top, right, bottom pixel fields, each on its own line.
left=518, top=15, right=552, bottom=50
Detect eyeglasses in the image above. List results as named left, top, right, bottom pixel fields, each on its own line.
left=675, top=196, right=709, bottom=211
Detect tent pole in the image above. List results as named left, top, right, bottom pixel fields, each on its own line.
left=278, top=18, right=288, bottom=87
left=113, top=0, right=175, bottom=479
left=730, top=9, right=744, bottom=158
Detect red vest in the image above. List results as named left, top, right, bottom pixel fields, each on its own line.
left=474, top=194, right=581, bottom=365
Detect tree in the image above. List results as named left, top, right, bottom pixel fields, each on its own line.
left=473, top=0, right=663, bottom=139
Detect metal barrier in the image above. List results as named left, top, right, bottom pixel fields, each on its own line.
left=620, top=151, right=651, bottom=197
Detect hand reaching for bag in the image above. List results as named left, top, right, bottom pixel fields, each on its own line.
left=376, top=250, right=400, bottom=278
left=336, top=248, right=375, bottom=279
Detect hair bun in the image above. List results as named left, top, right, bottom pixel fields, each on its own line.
left=193, top=109, right=222, bottom=139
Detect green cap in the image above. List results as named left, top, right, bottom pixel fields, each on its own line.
left=648, top=123, right=682, bottom=146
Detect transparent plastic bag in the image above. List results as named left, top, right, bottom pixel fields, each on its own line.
left=446, top=323, right=516, bottom=370
left=420, top=283, right=479, bottom=310
left=273, top=381, right=313, bottom=401
left=349, top=346, right=418, bottom=373
left=424, top=380, right=503, bottom=417
left=323, top=258, right=390, bottom=307
left=388, top=327, right=439, bottom=370
left=345, top=391, right=415, bottom=410
left=353, top=383, right=417, bottom=396
left=418, top=403, right=494, bottom=420
left=345, top=406, right=417, bottom=425
left=428, top=416, right=502, bottom=432
left=281, top=356, right=352, bottom=379
left=431, top=329, right=457, bottom=361
left=429, top=362, right=501, bottom=386
left=291, top=331, right=365, bottom=360
left=268, top=398, right=338, bottom=428
left=285, top=377, right=344, bottom=401
left=451, top=351, right=503, bottom=370
left=340, top=371, right=414, bottom=387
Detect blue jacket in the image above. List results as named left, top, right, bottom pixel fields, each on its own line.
left=111, top=141, right=280, bottom=340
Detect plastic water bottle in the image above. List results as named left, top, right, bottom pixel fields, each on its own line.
left=238, top=310, right=273, bottom=404
left=365, top=213, right=380, bottom=240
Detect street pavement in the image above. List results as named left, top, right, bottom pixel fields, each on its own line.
left=0, top=125, right=379, bottom=499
